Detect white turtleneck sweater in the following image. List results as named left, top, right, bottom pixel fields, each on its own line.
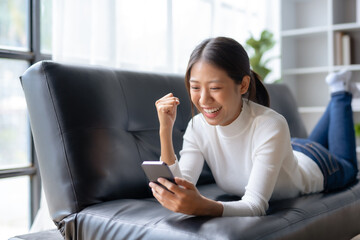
left=169, top=100, right=323, bottom=217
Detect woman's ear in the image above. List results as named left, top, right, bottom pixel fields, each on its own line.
left=240, top=75, right=250, bottom=94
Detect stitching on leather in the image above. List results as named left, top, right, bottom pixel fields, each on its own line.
left=115, top=71, right=130, bottom=130
left=41, top=61, right=80, bottom=212
left=61, top=126, right=122, bottom=135
left=171, top=77, right=187, bottom=132
left=254, top=190, right=360, bottom=239
left=116, top=73, right=146, bottom=162
left=77, top=211, right=210, bottom=240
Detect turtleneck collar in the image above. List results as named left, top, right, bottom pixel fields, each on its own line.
left=215, top=99, right=251, bottom=138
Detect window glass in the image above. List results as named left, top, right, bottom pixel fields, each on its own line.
left=213, top=3, right=248, bottom=44
left=0, top=59, right=30, bottom=169
left=41, top=0, right=53, bottom=54
left=116, top=0, right=168, bottom=72
left=213, top=0, right=266, bottom=46
left=0, top=0, right=29, bottom=50
left=0, top=176, right=30, bottom=239
left=172, top=0, right=212, bottom=73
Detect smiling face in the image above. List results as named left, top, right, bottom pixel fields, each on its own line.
left=189, top=60, right=250, bottom=126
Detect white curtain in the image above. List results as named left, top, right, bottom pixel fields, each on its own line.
left=52, top=0, right=280, bottom=79
left=30, top=0, right=279, bottom=232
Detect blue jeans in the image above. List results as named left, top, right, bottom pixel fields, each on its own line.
left=291, top=92, right=358, bottom=191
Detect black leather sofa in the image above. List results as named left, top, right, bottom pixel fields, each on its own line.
left=13, top=61, right=360, bottom=239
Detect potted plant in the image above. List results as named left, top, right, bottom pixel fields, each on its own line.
left=245, top=30, right=276, bottom=82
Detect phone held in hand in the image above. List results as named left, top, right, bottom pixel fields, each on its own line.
left=141, top=161, right=176, bottom=188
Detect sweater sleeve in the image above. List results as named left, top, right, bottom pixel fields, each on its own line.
left=168, top=121, right=205, bottom=185
left=221, top=114, right=293, bottom=216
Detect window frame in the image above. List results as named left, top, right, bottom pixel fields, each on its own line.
left=0, top=0, right=51, bottom=225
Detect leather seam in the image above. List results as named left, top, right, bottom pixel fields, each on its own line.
left=115, top=72, right=130, bottom=131
left=78, top=211, right=209, bottom=240
left=255, top=190, right=360, bottom=239
left=41, top=61, right=80, bottom=212
left=115, top=73, right=144, bottom=162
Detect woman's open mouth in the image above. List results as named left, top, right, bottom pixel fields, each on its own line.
left=202, top=107, right=222, bottom=118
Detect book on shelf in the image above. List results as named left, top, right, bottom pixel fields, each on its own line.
left=335, top=32, right=351, bottom=66
left=335, top=32, right=343, bottom=65
left=342, top=34, right=351, bottom=65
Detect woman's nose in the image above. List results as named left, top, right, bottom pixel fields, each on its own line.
left=199, top=89, right=212, bottom=105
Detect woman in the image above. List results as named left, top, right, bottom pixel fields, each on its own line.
left=150, top=37, right=358, bottom=217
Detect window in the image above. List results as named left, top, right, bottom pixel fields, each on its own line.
left=53, top=0, right=279, bottom=81
left=0, top=0, right=29, bottom=51
left=0, top=0, right=278, bottom=237
left=0, top=0, right=52, bottom=239
left=116, top=0, right=168, bottom=71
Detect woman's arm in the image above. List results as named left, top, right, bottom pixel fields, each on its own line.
left=155, top=93, right=179, bottom=166
left=154, top=94, right=222, bottom=216
left=221, top=114, right=293, bottom=216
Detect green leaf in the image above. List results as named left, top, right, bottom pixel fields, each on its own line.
left=244, top=29, right=277, bottom=81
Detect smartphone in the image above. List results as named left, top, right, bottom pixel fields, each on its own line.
left=141, top=161, right=176, bottom=189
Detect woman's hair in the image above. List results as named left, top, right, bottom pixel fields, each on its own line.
left=184, top=37, right=270, bottom=110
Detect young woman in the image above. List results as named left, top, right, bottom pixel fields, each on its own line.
left=150, top=37, right=359, bottom=217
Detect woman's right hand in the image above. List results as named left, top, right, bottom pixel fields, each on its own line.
left=155, top=93, right=180, bottom=130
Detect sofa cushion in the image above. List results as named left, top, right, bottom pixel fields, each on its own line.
left=61, top=181, right=360, bottom=240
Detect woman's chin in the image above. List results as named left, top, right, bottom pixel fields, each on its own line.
left=202, top=112, right=221, bottom=125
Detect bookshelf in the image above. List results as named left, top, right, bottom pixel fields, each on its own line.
left=281, top=0, right=360, bottom=109
left=281, top=0, right=360, bottom=160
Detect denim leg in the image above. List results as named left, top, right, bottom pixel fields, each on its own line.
left=328, top=92, right=357, bottom=170
left=309, top=92, right=356, bottom=165
left=308, top=103, right=331, bottom=149
left=298, top=91, right=358, bottom=191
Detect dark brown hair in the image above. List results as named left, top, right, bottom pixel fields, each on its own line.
left=185, top=37, right=270, bottom=111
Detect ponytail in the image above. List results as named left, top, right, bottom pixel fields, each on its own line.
left=246, top=70, right=270, bottom=107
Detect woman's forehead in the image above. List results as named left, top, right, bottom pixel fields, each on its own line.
left=190, top=61, right=228, bottom=79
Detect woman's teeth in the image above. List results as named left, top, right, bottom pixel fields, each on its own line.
left=203, top=107, right=221, bottom=113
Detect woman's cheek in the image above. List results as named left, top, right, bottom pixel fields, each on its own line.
left=190, top=94, right=199, bottom=106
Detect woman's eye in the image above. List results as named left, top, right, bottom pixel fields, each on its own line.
left=191, top=86, right=199, bottom=90
left=210, top=87, right=221, bottom=90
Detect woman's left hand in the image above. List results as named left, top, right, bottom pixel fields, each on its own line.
left=149, top=177, right=223, bottom=216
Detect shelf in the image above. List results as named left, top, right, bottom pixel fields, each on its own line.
left=283, top=65, right=360, bottom=75
left=299, top=104, right=360, bottom=113
left=332, top=23, right=360, bottom=31
left=298, top=106, right=326, bottom=113
left=282, top=66, right=329, bottom=75
left=281, top=26, right=328, bottom=37
left=333, top=64, right=360, bottom=71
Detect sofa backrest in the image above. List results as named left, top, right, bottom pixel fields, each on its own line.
left=265, top=84, right=308, bottom=139
left=21, top=61, right=307, bottom=224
